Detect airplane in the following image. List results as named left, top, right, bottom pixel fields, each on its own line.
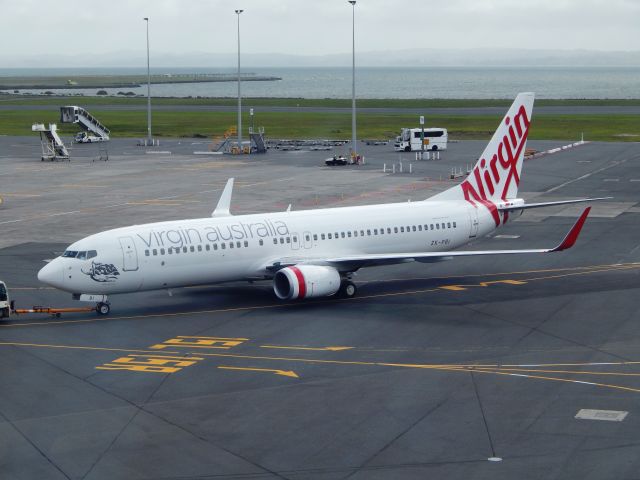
left=38, top=92, right=606, bottom=315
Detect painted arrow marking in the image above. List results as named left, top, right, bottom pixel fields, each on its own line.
left=218, top=366, right=299, bottom=378
left=260, top=345, right=353, bottom=352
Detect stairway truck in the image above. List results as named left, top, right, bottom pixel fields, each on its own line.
left=0, top=281, right=10, bottom=319
left=74, top=132, right=107, bottom=143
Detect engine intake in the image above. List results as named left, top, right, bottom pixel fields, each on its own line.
left=273, top=265, right=341, bottom=300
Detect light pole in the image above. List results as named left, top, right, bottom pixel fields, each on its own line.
left=235, top=9, right=243, bottom=152
left=348, top=1, right=356, bottom=161
left=144, top=17, right=151, bottom=145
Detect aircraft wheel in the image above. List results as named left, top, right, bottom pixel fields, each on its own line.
left=96, top=302, right=110, bottom=315
left=432, top=145, right=438, bottom=151
left=340, top=281, right=357, bottom=298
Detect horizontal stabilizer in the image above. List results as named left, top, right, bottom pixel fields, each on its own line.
left=499, top=197, right=611, bottom=212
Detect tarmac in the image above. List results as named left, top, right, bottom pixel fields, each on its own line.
left=0, top=134, right=639, bottom=479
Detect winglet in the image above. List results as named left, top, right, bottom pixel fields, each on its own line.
left=211, top=178, right=234, bottom=217
left=551, top=207, right=591, bottom=252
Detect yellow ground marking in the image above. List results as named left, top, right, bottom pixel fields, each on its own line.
left=0, top=192, right=42, bottom=197
left=260, top=345, right=354, bottom=352
left=439, top=279, right=528, bottom=291
left=2, top=340, right=639, bottom=392
left=452, top=367, right=640, bottom=394
left=0, top=341, right=180, bottom=355
left=218, top=366, right=299, bottom=378
left=3, top=262, right=638, bottom=329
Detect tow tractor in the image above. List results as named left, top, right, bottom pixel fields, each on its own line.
left=0, top=280, right=101, bottom=319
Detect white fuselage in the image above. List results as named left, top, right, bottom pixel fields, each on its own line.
left=38, top=199, right=496, bottom=296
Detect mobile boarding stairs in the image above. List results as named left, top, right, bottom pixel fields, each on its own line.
left=60, top=106, right=110, bottom=142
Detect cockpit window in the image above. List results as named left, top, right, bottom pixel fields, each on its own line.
left=62, top=250, right=98, bottom=260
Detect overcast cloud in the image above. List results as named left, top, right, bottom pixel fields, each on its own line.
left=0, top=0, right=638, bottom=66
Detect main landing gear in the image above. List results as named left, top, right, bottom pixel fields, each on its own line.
left=96, top=302, right=111, bottom=315
left=339, top=280, right=357, bottom=298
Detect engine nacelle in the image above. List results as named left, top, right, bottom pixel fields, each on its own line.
left=273, top=265, right=341, bottom=300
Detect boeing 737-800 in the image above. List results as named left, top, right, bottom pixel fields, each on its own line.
left=38, top=93, right=604, bottom=314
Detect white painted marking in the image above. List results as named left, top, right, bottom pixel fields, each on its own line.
left=145, top=151, right=171, bottom=155
left=494, top=235, right=520, bottom=239
left=603, top=179, right=620, bottom=182
left=488, top=457, right=503, bottom=462
left=575, top=409, right=628, bottom=422
left=630, top=179, right=640, bottom=182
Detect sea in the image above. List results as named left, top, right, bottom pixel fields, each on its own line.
left=1, top=66, right=639, bottom=99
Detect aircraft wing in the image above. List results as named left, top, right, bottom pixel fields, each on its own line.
left=264, top=207, right=591, bottom=272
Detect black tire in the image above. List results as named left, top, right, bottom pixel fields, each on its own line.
left=96, top=302, right=110, bottom=315
left=404, top=146, right=410, bottom=152
left=340, top=281, right=357, bottom=298
left=432, top=145, right=438, bottom=151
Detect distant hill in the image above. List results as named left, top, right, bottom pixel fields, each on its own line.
left=2, top=48, right=639, bottom=68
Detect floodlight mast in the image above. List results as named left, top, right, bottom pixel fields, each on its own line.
left=348, top=1, right=357, bottom=160
left=235, top=9, right=244, bottom=152
left=144, top=17, right=151, bottom=144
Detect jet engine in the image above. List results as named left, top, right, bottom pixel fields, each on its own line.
left=273, top=265, right=341, bottom=300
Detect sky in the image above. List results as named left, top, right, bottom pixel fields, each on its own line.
left=0, top=0, right=638, bottom=66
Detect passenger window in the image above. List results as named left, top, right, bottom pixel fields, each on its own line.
left=394, top=227, right=398, bottom=233
left=412, top=226, right=417, bottom=232
left=418, top=225, right=422, bottom=231
left=387, top=228, right=391, bottom=234
left=160, top=248, right=165, bottom=255
left=313, top=234, right=318, bottom=241
left=229, top=242, right=234, bottom=249
left=280, top=238, right=285, bottom=244
left=453, top=221, right=457, bottom=228
left=441, top=223, right=445, bottom=229
left=430, top=224, right=434, bottom=230
left=168, top=248, right=173, bottom=255
left=380, top=229, right=384, bottom=235
left=244, top=241, right=248, bottom=247
left=436, top=224, right=440, bottom=230
left=354, top=231, right=358, bottom=237
left=145, top=250, right=150, bottom=257
left=153, top=249, right=157, bottom=256
left=259, top=239, right=264, bottom=246
left=374, top=229, right=378, bottom=235
left=347, top=232, right=352, bottom=237
left=190, top=246, right=195, bottom=253
left=293, top=236, right=298, bottom=242
left=273, top=238, right=278, bottom=244
left=305, top=235, right=310, bottom=242
left=341, top=232, right=345, bottom=238
left=360, top=230, right=364, bottom=236
left=447, top=222, right=451, bottom=229
left=183, top=247, right=188, bottom=253
left=205, top=244, right=210, bottom=251
left=335, top=232, right=339, bottom=238
left=400, top=227, right=404, bottom=233
left=197, top=245, right=202, bottom=252
left=213, top=244, right=218, bottom=250
left=222, top=243, right=226, bottom=249
left=286, top=237, right=290, bottom=244
left=328, top=233, right=332, bottom=239
left=321, top=234, right=326, bottom=240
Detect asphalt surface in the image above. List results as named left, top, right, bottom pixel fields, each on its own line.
left=1, top=136, right=639, bottom=479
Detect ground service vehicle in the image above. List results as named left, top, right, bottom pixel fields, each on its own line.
left=394, top=127, right=448, bottom=152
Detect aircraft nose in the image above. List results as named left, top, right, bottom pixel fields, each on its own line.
left=38, top=260, right=63, bottom=288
